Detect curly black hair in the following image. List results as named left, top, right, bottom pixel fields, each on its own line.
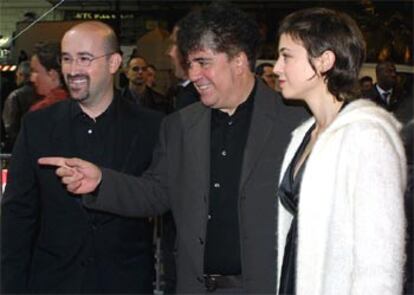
left=177, top=1, right=260, bottom=72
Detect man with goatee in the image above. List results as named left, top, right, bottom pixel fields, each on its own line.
left=1, top=21, right=162, bottom=294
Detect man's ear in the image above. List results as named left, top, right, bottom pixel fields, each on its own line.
left=109, top=53, right=123, bottom=74
left=233, top=51, right=249, bottom=74
left=318, top=50, right=335, bottom=74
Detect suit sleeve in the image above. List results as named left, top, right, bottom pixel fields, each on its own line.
left=351, top=125, right=406, bottom=295
left=1, top=118, right=40, bottom=293
left=83, top=117, right=170, bottom=217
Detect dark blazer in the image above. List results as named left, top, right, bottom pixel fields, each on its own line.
left=1, top=95, right=162, bottom=294
left=84, top=80, right=307, bottom=293
left=363, top=84, right=412, bottom=124
left=363, top=84, right=403, bottom=110
left=2, top=81, right=38, bottom=151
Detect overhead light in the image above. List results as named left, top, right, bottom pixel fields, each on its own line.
left=0, top=36, right=11, bottom=48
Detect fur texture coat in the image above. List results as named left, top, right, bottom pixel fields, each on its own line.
left=277, top=99, right=407, bottom=295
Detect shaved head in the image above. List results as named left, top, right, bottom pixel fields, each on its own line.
left=64, top=21, right=120, bottom=54
left=60, top=21, right=122, bottom=113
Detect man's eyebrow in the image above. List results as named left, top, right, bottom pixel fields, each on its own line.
left=192, top=57, right=212, bottom=62
left=77, top=52, right=94, bottom=56
left=278, top=47, right=291, bottom=53
left=60, top=52, right=94, bottom=57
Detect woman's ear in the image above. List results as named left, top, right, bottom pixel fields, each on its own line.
left=48, top=69, right=62, bottom=86
left=318, top=50, right=335, bottom=74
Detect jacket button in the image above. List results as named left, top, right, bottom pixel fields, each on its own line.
left=198, top=237, right=204, bottom=245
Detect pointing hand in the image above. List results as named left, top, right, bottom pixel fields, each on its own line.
left=38, top=157, right=102, bottom=194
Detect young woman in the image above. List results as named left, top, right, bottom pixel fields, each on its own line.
left=274, top=8, right=406, bottom=295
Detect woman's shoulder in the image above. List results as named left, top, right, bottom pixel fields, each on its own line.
left=330, top=99, right=402, bottom=136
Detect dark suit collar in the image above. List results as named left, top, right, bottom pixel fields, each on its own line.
left=375, top=83, right=393, bottom=94
left=239, top=79, right=279, bottom=189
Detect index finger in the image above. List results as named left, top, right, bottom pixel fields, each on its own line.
left=38, top=157, right=69, bottom=168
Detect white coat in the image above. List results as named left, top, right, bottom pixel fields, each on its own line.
left=277, top=99, right=407, bottom=295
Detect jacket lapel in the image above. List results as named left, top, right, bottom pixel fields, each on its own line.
left=183, top=104, right=211, bottom=194
left=239, top=82, right=276, bottom=191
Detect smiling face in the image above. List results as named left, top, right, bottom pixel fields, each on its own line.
left=60, top=27, right=117, bottom=105
left=187, top=48, right=243, bottom=113
left=273, top=33, right=323, bottom=101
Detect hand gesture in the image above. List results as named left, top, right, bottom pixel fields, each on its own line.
left=38, top=157, right=102, bottom=194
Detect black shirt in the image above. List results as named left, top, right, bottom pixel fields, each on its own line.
left=204, top=83, right=256, bottom=275
left=70, top=99, right=118, bottom=168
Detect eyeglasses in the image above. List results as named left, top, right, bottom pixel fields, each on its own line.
left=131, top=66, right=148, bottom=72
left=59, top=52, right=114, bottom=67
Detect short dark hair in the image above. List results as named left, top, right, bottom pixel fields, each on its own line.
left=278, top=8, right=366, bottom=101
left=17, top=61, right=31, bottom=80
left=177, top=2, right=260, bottom=71
left=33, top=41, right=61, bottom=72
left=255, top=62, right=274, bottom=76
left=127, top=53, right=147, bottom=67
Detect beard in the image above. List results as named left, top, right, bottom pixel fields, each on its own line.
left=65, top=74, right=90, bottom=102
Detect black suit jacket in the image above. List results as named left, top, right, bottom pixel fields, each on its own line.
left=363, top=84, right=412, bottom=124
left=84, top=80, right=308, bottom=293
left=2, top=82, right=38, bottom=151
left=1, top=95, right=162, bottom=293
left=363, top=84, right=400, bottom=111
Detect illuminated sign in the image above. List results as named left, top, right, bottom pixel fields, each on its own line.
left=71, top=12, right=134, bottom=20
left=0, top=64, right=17, bottom=72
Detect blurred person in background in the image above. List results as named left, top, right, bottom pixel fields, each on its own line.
left=2, top=61, right=38, bottom=150
left=145, top=64, right=157, bottom=88
left=29, top=42, right=68, bottom=111
left=166, top=24, right=199, bottom=111
left=365, top=61, right=412, bottom=124
left=358, top=75, right=373, bottom=96
left=365, top=61, right=398, bottom=110
left=122, top=54, right=171, bottom=114
left=255, top=62, right=279, bottom=91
